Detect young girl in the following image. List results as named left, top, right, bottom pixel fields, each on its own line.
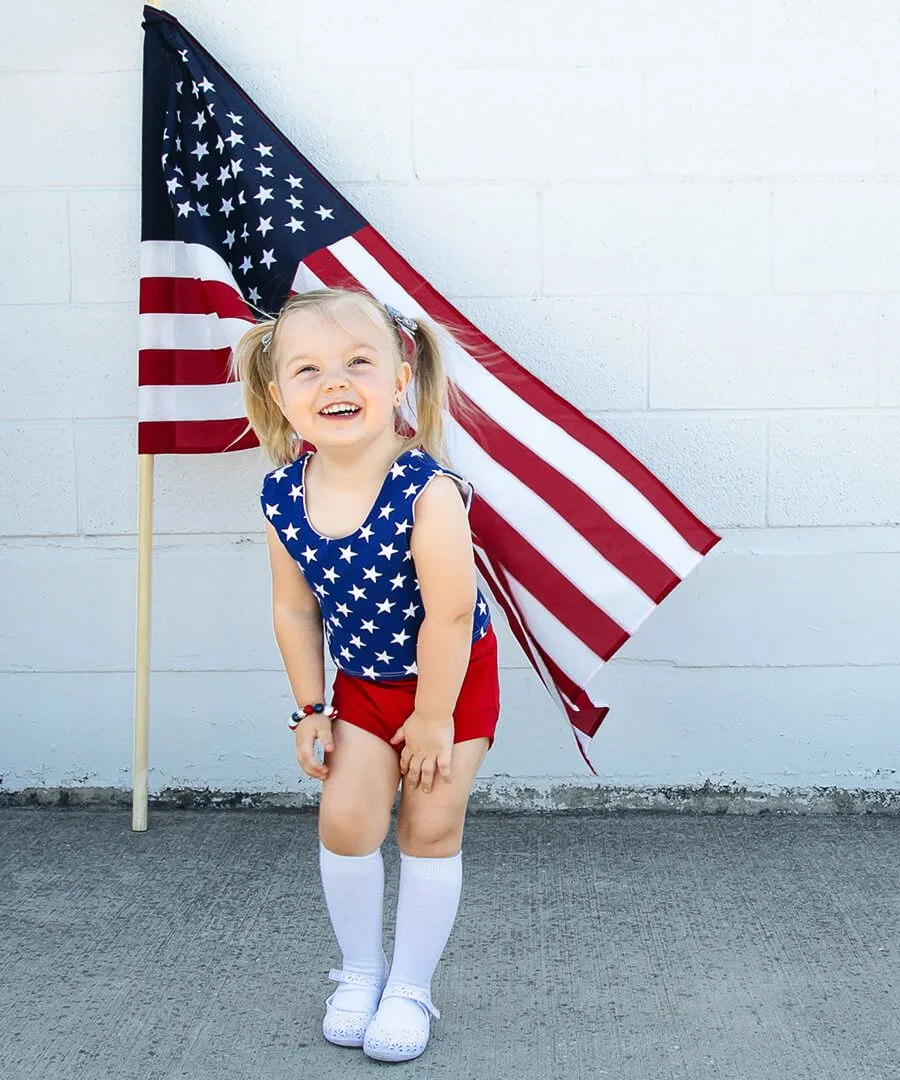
left=231, top=288, right=500, bottom=1063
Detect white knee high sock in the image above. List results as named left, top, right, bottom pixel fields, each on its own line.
left=387, top=851, right=463, bottom=995
left=318, top=843, right=386, bottom=979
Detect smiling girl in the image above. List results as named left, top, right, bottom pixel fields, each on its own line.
left=230, top=288, right=500, bottom=1062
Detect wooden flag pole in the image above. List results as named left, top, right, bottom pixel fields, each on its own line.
left=132, top=0, right=164, bottom=831
left=132, top=453, right=155, bottom=831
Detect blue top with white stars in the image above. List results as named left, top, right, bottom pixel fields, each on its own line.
left=261, top=447, right=492, bottom=681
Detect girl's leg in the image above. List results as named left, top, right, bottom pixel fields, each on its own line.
left=363, top=736, right=489, bottom=1061
left=317, top=720, right=401, bottom=1045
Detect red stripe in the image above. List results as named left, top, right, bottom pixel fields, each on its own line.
left=139, top=348, right=235, bottom=386
left=137, top=418, right=258, bottom=455
left=139, top=276, right=253, bottom=320
left=479, top=548, right=604, bottom=771
left=452, top=388, right=679, bottom=603
left=353, top=225, right=720, bottom=558
left=471, top=497, right=628, bottom=663
left=303, top=248, right=362, bottom=291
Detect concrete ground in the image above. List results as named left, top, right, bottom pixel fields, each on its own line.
left=1, top=807, right=898, bottom=1080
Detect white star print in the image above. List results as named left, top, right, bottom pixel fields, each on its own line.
left=359, top=524, right=374, bottom=541
left=392, top=630, right=411, bottom=646
left=265, top=503, right=280, bottom=519
left=256, top=163, right=274, bottom=178
left=315, top=206, right=334, bottom=220
left=191, top=112, right=207, bottom=131
left=340, top=647, right=353, bottom=661
left=248, top=287, right=261, bottom=304
left=254, top=186, right=274, bottom=205
left=390, top=462, right=407, bottom=479
left=220, top=197, right=234, bottom=217
left=196, top=204, right=209, bottom=217
left=403, top=662, right=418, bottom=675
left=287, top=217, right=305, bottom=233
left=403, top=603, right=418, bottom=619
left=282, top=523, right=299, bottom=541
left=402, top=483, right=418, bottom=498
left=191, top=172, right=208, bottom=190
left=178, top=48, right=188, bottom=61
left=254, top=143, right=273, bottom=157
left=289, top=485, right=302, bottom=501
left=285, top=174, right=303, bottom=188
left=478, top=599, right=488, bottom=615
left=176, top=201, right=194, bottom=217
left=362, top=666, right=378, bottom=678
left=226, top=130, right=244, bottom=147
left=390, top=574, right=407, bottom=591
left=230, top=158, right=243, bottom=177
left=376, top=651, right=393, bottom=664
left=336, top=603, right=351, bottom=617
left=198, top=76, right=214, bottom=93
left=323, top=566, right=339, bottom=583
left=361, top=619, right=378, bottom=633
left=378, top=543, right=397, bottom=560
left=190, top=141, right=209, bottom=160
left=257, top=216, right=274, bottom=236
left=350, top=635, right=364, bottom=649
left=287, top=194, right=304, bottom=210
left=301, top=545, right=317, bottom=562
left=217, top=165, right=232, bottom=184
left=313, top=583, right=328, bottom=598
left=339, top=544, right=357, bottom=563
left=226, top=111, right=243, bottom=125
left=376, top=599, right=395, bottom=614
left=362, top=566, right=382, bottom=582
left=395, top=520, right=412, bottom=535
left=260, top=249, right=276, bottom=269
left=379, top=503, right=395, bottom=519
left=166, top=177, right=182, bottom=194
left=349, top=584, right=366, bottom=601
left=239, top=255, right=252, bottom=274
left=224, top=230, right=236, bottom=249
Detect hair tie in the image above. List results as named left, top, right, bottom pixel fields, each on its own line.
left=384, top=304, right=418, bottom=335
left=261, top=329, right=274, bottom=352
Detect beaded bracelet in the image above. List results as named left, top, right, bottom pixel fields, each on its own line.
left=288, top=703, right=338, bottom=731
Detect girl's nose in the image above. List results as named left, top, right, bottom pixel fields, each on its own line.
left=322, top=368, right=350, bottom=391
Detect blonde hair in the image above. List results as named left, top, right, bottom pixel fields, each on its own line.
left=229, top=288, right=469, bottom=467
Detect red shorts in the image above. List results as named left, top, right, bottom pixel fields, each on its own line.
left=330, top=623, right=500, bottom=751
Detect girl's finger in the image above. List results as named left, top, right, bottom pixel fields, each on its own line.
left=437, top=752, right=452, bottom=785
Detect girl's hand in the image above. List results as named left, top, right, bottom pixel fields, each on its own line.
left=389, top=712, right=454, bottom=793
left=294, top=714, right=335, bottom=781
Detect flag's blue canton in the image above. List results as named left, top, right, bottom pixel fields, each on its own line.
left=142, top=8, right=364, bottom=315
left=261, top=448, right=492, bottom=681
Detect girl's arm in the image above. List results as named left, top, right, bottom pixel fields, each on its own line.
left=408, top=474, right=477, bottom=725
left=265, top=519, right=332, bottom=779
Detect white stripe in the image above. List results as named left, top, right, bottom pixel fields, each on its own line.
left=138, top=381, right=246, bottom=422
left=447, top=417, right=654, bottom=632
left=292, top=261, right=327, bottom=293
left=139, top=312, right=253, bottom=351
left=473, top=543, right=596, bottom=712
left=502, top=570, right=608, bottom=689
left=329, top=235, right=702, bottom=578
left=140, top=239, right=244, bottom=293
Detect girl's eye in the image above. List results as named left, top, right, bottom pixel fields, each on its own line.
left=350, top=356, right=370, bottom=366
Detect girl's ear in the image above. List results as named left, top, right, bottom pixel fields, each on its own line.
left=267, top=379, right=282, bottom=408
left=395, top=359, right=412, bottom=397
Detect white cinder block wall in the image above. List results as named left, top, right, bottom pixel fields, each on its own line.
left=2, top=1, right=899, bottom=808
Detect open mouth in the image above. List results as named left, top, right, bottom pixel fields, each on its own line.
left=319, top=404, right=362, bottom=420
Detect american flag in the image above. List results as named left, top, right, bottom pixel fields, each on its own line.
left=140, top=6, right=720, bottom=771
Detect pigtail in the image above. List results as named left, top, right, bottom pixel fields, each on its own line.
left=396, top=317, right=484, bottom=466
left=228, top=320, right=296, bottom=466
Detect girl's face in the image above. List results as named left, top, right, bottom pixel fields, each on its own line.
left=268, top=304, right=412, bottom=450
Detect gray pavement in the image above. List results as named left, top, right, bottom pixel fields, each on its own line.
left=1, top=806, right=898, bottom=1080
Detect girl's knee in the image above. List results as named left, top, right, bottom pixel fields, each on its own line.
left=319, top=796, right=391, bottom=856
left=395, top=815, right=463, bottom=857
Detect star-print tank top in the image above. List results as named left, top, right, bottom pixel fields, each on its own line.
left=260, top=447, right=492, bottom=681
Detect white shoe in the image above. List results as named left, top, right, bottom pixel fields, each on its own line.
left=322, top=953, right=389, bottom=1048
left=362, top=982, right=441, bottom=1062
